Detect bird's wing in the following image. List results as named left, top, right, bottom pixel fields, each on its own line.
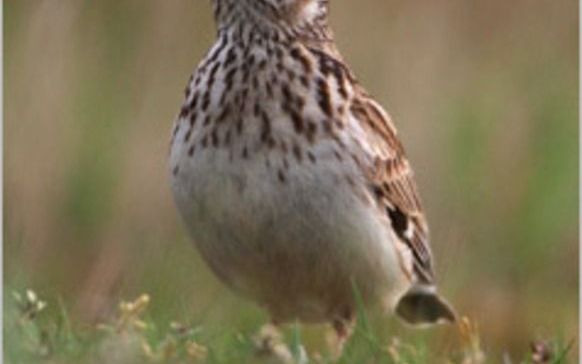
left=350, top=91, right=435, bottom=284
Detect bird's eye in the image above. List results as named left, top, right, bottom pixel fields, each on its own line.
left=280, top=0, right=327, bottom=24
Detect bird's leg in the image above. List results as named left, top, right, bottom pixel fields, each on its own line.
left=330, top=308, right=355, bottom=360
left=254, top=320, right=296, bottom=363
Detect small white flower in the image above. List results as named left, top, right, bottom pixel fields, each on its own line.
left=26, top=289, right=37, bottom=303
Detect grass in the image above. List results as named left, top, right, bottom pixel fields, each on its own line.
left=4, top=289, right=575, bottom=364
left=4, top=1, right=578, bottom=362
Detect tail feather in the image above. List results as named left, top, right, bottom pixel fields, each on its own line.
left=395, top=285, right=456, bottom=325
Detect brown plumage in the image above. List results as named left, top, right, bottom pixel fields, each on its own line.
left=170, top=0, right=455, bottom=353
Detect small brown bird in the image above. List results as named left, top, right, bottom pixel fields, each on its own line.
left=170, top=0, right=455, bottom=349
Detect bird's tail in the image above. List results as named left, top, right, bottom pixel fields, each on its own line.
left=395, top=285, right=456, bottom=326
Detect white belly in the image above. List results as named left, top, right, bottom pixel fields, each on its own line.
left=170, top=127, right=408, bottom=322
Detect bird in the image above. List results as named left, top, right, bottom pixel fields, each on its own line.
left=169, top=0, right=456, bottom=351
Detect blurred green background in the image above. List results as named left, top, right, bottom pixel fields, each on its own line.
left=4, top=0, right=579, bottom=360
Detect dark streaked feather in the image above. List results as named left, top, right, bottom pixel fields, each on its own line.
left=351, top=90, right=435, bottom=284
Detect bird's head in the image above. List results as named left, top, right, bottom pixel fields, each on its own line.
left=212, top=0, right=331, bottom=42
